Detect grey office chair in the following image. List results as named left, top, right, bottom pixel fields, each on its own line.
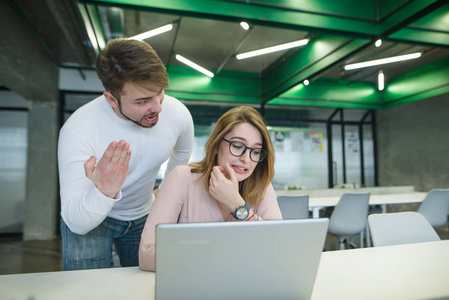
left=277, top=195, right=309, bottom=219
left=368, top=211, right=440, bottom=247
left=417, top=189, right=449, bottom=228
left=328, top=193, right=370, bottom=250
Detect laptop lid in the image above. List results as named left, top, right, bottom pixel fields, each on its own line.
left=155, top=218, right=329, bottom=300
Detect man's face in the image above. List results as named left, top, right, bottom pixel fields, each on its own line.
left=105, top=82, right=165, bottom=128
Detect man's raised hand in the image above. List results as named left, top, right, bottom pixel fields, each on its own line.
left=84, top=140, right=132, bottom=198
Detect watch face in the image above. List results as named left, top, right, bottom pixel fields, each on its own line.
left=236, top=207, right=249, bottom=219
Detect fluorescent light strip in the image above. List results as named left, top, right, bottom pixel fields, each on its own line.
left=236, top=39, right=309, bottom=60
left=378, top=70, right=384, bottom=91
left=130, top=24, right=173, bottom=41
left=344, top=52, right=422, bottom=70
left=176, top=54, right=214, bottom=78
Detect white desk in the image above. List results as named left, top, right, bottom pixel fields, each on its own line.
left=1, top=240, right=448, bottom=300
left=0, top=267, right=155, bottom=300
left=312, top=240, right=449, bottom=300
left=280, top=192, right=427, bottom=248
left=276, top=191, right=427, bottom=218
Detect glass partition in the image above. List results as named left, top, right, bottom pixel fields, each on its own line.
left=269, top=125, right=328, bottom=190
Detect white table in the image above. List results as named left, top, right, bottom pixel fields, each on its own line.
left=1, top=240, right=448, bottom=300
left=312, top=240, right=449, bottom=300
left=276, top=191, right=427, bottom=218
left=278, top=191, right=427, bottom=247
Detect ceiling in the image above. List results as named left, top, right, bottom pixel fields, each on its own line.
left=9, top=0, right=449, bottom=110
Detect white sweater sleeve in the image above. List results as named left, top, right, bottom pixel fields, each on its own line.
left=58, top=128, right=120, bottom=235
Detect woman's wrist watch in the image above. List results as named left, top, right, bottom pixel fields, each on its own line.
left=231, top=201, right=251, bottom=220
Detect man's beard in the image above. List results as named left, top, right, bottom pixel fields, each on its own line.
left=117, top=102, right=158, bottom=128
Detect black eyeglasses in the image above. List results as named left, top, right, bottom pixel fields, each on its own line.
left=222, top=138, right=267, bottom=162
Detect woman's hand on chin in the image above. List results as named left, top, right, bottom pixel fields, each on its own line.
left=209, top=163, right=243, bottom=209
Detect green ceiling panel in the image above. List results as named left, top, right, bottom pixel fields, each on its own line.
left=267, top=78, right=381, bottom=109
left=267, top=57, right=449, bottom=110
left=383, top=59, right=449, bottom=106
left=78, top=4, right=105, bottom=54
left=247, top=0, right=377, bottom=19
left=377, top=0, right=441, bottom=34
left=167, top=66, right=261, bottom=104
left=410, top=2, right=449, bottom=31
left=391, top=56, right=449, bottom=82
left=378, top=0, right=411, bottom=18
left=383, top=85, right=449, bottom=109
left=390, top=27, right=449, bottom=46
left=87, top=5, right=107, bottom=50
left=167, top=90, right=261, bottom=104
left=390, top=3, right=449, bottom=46
left=78, top=0, right=449, bottom=110
left=261, top=36, right=371, bottom=102
left=83, top=0, right=381, bottom=36
left=267, top=98, right=383, bottom=110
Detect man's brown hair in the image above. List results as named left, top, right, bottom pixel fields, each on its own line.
left=95, top=38, right=169, bottom=99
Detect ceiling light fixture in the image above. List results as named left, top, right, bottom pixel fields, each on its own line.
left=378, top=70, right=384, bottom=91
left=344, top=52, right=422, bottom=70
left=303, top=79, right=310, bottom=86
left=375, top=39, right=382, bottom=47
left=236, top=39, right=309, bottom=60
left=240, top=22, right=249, bottom=30
left=175, top=54, right=214, bottom=78
left=130, top=24, right=173, bottom=41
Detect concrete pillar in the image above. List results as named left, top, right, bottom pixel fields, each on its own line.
left=0, top=1, right=59, bottom=240
left=23, top=102, right=60, bottom=240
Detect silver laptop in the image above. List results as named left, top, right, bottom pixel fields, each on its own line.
left=155, top=218, right=329, bottom=300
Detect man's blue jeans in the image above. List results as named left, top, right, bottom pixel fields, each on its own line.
left=60, top=215, right=147, bottom=270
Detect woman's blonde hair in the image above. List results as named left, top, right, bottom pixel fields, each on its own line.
left=190, top=106, right=275, bottom=207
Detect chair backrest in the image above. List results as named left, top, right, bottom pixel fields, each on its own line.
left=368, top=211, right=441, bottom=247
left=417, top=189, right=449, bottom=227
left=277, top=195, right=309, bottom=219
left=328, top=193, right=370, bottom=236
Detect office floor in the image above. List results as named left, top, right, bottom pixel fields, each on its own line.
left=0, top=225, right=448, bottom=276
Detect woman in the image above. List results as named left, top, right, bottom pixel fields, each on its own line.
left=139, top=106, right=282, bottom=271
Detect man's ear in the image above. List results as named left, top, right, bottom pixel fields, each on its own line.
left=104, top=91, right=119, bottom=108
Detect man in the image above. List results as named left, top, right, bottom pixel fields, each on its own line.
left=58, top=38, right=194, bottom=270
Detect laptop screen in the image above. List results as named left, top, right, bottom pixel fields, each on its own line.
left=155, top=218, right=329, bottom=300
